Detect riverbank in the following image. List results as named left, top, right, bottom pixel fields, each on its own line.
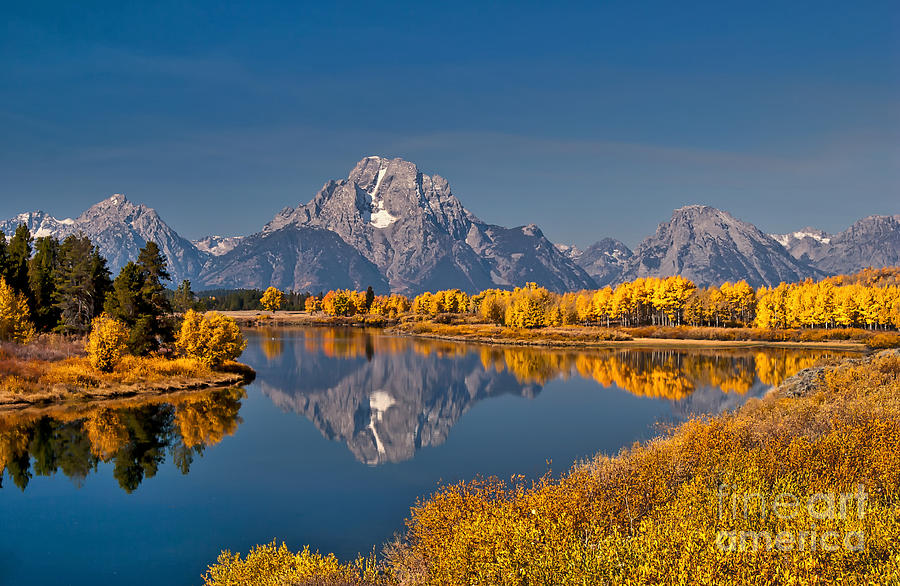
left=223, top=311, right=893, bottom=351
left=0, top=336, right=254, bottom=411
left=388, top=321, right=874, bottom=351
left=204, top=349, right=900, bottom=585
left=223, top=310, right=397, bottom=328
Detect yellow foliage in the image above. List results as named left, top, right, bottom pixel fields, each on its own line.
left=176, top=310, right=247, bottom=367
left=175, top=388, right=244, bottom=449
left=203, top=541, right=389, bottom=586
left=83, top=408, right=129, bottom=460
left=0, top=276, right=34, bottom=343
left=304, top=295, right=323, bottom=312
left=85, top=314, right=129, bottom=372
left=322, top=289, right=355, bottom=316
left=260, top=286, right=284, bottom=312
left=384, top=353, right=900, bottom=584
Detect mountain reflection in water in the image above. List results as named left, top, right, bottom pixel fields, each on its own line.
left=247, top=328, right=850, bottom=465
left=0, top=328, right=853, bottom=489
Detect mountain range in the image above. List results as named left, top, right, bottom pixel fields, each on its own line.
left=1, top=156, right=897, bottom=291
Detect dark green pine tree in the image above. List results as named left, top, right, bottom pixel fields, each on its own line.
left=28, top=236, right=61, bottom=331
left=106, top=241, right=174, bottom=354
left=105, top=262, right=146, bottom=351
left=53, top=235, right=112, bottom=334
left=137, top=241, right=174, bottom=347
left=173, top=280, right=196, bottom=313
left=7, top=224, right=33, bottom=296
left=0, top=232, right=9, bottom=284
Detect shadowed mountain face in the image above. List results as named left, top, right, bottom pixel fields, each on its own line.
left=618, top=205, right=822, bottom=287
left=0, top=195, right=205, bottom=285
left=560, top=238, right=634, bottom=287
left=198, top=225, right=389, bottom=292
left=771, top=215, right=900, bottom=275
left=245, top=328, right=849, bottom=465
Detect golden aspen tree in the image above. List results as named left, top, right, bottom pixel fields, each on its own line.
left=322, top=290, right=354, bottom=316
left=412, top=292, right=434, bottom=315
left=592, top=287, right=614, bottom=327
left=260, top=287, right=284, bottom=312
left=176, top=310, right=247, bottom=367
left=575, top=292, right=595, bottom=323
left=0, top=276, right=35, bottom=343
left=86, top=314, right=128, bottom=372
left=304, top=295, right=322, bottom=313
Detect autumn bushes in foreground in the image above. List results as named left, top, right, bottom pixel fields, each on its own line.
left=0, top=310, right=246, bottom=400
left=204, top=353, right=900, bottom=585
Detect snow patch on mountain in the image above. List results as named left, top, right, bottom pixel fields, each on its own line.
left=193, top=235, right=245, bottom=256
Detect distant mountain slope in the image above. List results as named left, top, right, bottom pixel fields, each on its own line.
left=0, top=194, right=204, bottom=284
left=199, top=225, right=388, bottom=293
left=560, top=238, right=633, bottom=287
left=3, top=174, right=895, bottom=294
left=0, top=211, right=76, bottom=239
left=619, top=205, right=821, bottom=287
left=213, top=156, right=595, bottom=294
left=771, top=215, right=900, bottom=275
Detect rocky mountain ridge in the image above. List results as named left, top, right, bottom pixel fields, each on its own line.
left=0, top=194, right=204, bottom=284
left=204, top=156, right=595, bottom=293
left=2, top=160, right=897, bottom=292
left=770, top=215, right=900, bottom=275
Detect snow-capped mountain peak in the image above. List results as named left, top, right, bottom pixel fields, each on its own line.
left=1, top=194, right=203, bottom=284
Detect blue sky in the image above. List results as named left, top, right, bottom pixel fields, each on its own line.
left=1, top=1, right=897, bottom=247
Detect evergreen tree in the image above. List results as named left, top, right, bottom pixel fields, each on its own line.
left=0, top=233, right=9, bottom=284
left=54, top=235, right=112, bottom=334
left=28, top=236, right=61, bottom=331
left=365, top=286, right=375, bottom=310
left=106, top=241, right=173, bottom=354
left=7, top=224, right=33, bottom=296
left=136, top=241, right=173, bottom=348
left=173, top=280, right=196, bottom=313
left=105, top=262, right=146, bottom=351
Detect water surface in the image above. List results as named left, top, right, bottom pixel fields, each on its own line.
left=0, top=328, right=852, bottom=585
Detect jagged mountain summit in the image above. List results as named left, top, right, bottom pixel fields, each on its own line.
left=771, top=215, right=900, bottom=275
left=0, top=211, right=76, bottom=239
left=560, top=238, right=634, bottom=287
left=3, top=173, right=895, bottom=294
left=618, top=205, right=821, bottom=288
left=0, top=194, right=204, bottom=285
left=204, top=156, right=596, bottom=294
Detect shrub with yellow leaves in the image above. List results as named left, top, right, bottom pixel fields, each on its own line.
left=85, top=314, right=128, bottom=372
left=0, top=276, right=35, bottom=343
left=260, top=286, right=284, bottom=312
left=206, top=352, right=900, bottom=585
left=203, top=541, right=389, bottom=586
left=176, top=310, right=247, bottom=367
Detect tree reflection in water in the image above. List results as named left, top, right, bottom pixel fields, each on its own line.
left=0, top=388, right=244, bottom=492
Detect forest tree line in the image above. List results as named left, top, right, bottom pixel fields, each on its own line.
left=4, top=222, right=899, bottom=340
left=0, top=225, right=244, bottom=371
left=302, top=270, right=900, bottom=330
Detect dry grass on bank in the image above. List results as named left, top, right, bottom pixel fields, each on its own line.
left=204, top=351, right=900, bottom=585
left=0, top=335, right=252, bottom=406
left=624, top=325, right=900, bottom=348
left=391, top=321, right=632, bottom=345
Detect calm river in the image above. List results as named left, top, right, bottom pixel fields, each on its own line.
left=0, top=327, right=854, bottom=585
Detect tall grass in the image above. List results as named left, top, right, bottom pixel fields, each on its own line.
left=0, top=334, right=240, bottom=400
left=205, top=351, right=900, bottom=585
